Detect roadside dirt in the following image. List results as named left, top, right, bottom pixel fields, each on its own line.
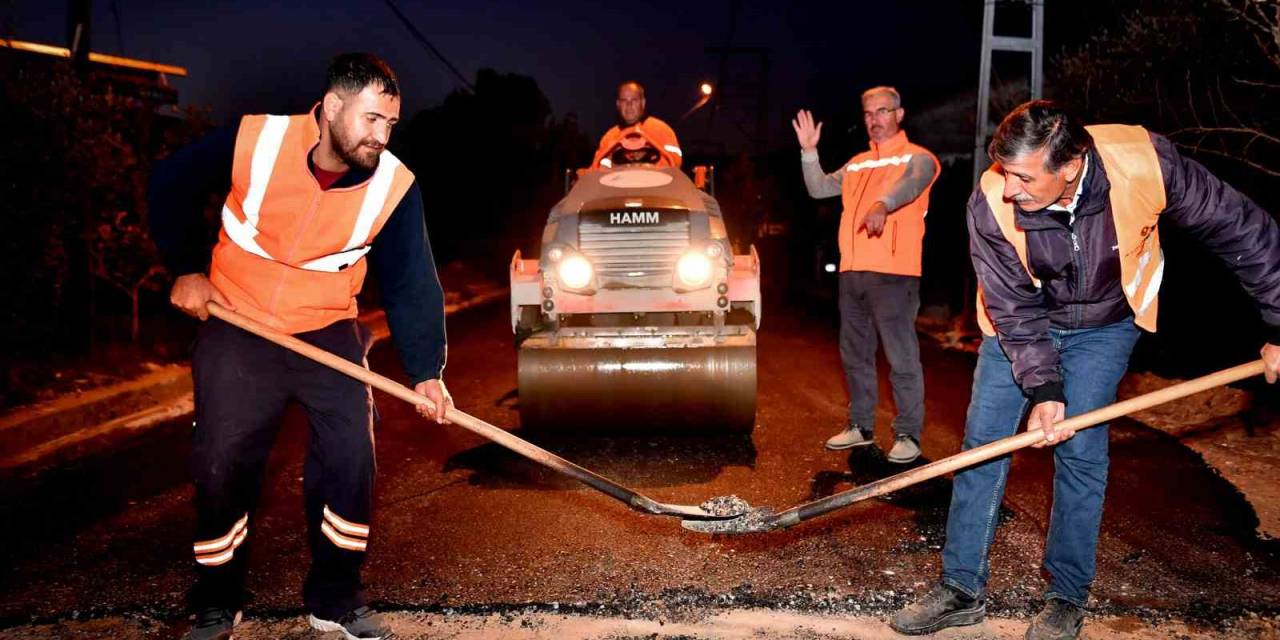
left=917, top=318, right=1280, bottom=541
left=1118, top=372, right=1280, bottom=540
left=7, top=609, right=1278, bottom=639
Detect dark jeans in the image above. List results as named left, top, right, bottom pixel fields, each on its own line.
left=838, top=271, right=924, bottom=439
left=189, top=317, right=377, bottom=620
left=941, top=320, right=1141, bottom=607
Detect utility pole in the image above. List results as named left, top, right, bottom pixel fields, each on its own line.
left=960, top=0, right=1045, bottom=333
left=972, top=0, right=1044, bottom=185
left=66, top=0, right=92, bottom=72
left=698, top=0, right=771, bottom=156
left=703, top=45, right=771, bottom=154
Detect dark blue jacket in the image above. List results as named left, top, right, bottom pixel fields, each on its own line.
left=968, top=132, right=1280, bottom=404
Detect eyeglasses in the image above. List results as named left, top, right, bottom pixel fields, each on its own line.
left=863, top=107, right=899, bottom=119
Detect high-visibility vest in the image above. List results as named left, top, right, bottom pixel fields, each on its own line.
left=837, top=129, right=939, bottom=277
left=210, top=110, right=416, bottom=334
left=592, top=116, right=683, bottom=169
left=976, top=124, right=1167, bottom=336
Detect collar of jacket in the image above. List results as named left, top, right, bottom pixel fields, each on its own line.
left=1014, top=146, right=1111, bottom=231
left=305, top=103, right=377, bottom=188
left=867, top=128, right=910, bottom=158
left=616, top=114, right=650, bottom=130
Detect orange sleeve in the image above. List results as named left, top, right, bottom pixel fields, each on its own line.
left=592, top=127, right=620, bottom=168
left=647, top=118, right=683, bottom=168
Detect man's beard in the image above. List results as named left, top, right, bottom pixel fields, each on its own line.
left=330, top=122, right=383, bottom=170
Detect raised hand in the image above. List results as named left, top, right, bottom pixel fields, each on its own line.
left=792, top=109, right=823, bottom=153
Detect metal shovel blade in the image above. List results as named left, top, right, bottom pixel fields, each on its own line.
left=681, top=506, right=779, bottom=533
left=659, top=495, right=755, bottom=520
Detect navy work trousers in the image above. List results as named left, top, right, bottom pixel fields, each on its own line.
left=188, top=317, right=377, bottom=621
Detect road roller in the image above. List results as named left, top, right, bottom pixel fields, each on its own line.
left=509, top=165, right=761, bottom=433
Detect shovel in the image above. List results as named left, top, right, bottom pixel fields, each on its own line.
left=683, top=359, right=1267, bottom=534
left=206, top=302, right=749, bottom=520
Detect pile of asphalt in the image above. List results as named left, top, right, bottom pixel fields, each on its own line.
left=698, top=495, right=751, bottom=517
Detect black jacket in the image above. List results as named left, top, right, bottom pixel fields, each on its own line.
left=968, top=132, right=1280, bottom=404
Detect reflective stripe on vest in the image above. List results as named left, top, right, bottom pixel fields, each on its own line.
left=835, top=130, right=938, bottom=277
left=845, top=153, right=913, bottom=173
left=300, top=152, right=403, bottom=272
left=221, top=114, right=290, bottom=260
left=221, top=117, right=403, bottom=273
left=975, top=124, right=1166, bottom=336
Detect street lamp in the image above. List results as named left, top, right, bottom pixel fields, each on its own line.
left=681, top=81, right=714, bottom=121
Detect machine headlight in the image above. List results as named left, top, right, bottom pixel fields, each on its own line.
left=546, top=246, right=565, bottom=262
left=558, top=254, right=594, bottom=289
left=676, top=251, right=713, bottom=287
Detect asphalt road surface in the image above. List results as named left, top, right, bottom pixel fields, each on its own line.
left=1, top=296, right=1277, bottom=636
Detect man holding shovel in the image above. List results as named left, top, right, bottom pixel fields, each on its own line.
left=891, top=100, right=1280, bottom=639
left=148, top=53, right=450, bottom=640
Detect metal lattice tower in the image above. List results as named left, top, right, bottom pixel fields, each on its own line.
left=972, top=0, right=1045, bottom=185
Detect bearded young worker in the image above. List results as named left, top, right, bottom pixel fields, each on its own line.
left=891, top=100, right=1280, bottom=639
left=147, top=53, right=451, bottom=640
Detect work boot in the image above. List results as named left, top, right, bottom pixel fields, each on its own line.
left=889, top=583, right=985, bottom=635
left=887, top=434, right=921, bottom=464
left=825, top=424, right=874, bottom=450
left=309, top=605, right=394, bottom=640
left=184, top=607, right=241, bottom=640
left=1025, top=598, right=1084, bottom=640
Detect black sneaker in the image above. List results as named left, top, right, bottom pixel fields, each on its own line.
left=1025, top=598, right=1084, bottom=640
left=184, top=607, right=241, bottom=640
left=889, top=583, right=985, bottom=635
left=308, top=605, right=394, bottom=639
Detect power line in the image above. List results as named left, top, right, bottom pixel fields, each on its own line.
left=111, top=0, right=124, bottom=53
left=381, top=0, right=474, bottom=92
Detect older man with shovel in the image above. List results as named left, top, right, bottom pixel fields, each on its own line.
left=891, top=100, right=1280, bottom=639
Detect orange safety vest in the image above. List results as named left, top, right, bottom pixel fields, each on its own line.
left=592, top=116, right=683, bottom=169
left=976, top=124, right=1167, bottom=336
left=210, top=110, right=417, bottom=334
left=837, top=129, right=939, bottom=277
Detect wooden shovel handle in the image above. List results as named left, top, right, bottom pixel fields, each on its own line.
left=785, top=359, right=1266, bottom=526
left=204, top=302, right=659, bottom=509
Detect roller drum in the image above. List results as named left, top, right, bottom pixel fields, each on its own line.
left=518, top=345, right=757, bottom=433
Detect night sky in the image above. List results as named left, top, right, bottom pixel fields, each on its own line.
left=6, top=1, right=1002, bottom=151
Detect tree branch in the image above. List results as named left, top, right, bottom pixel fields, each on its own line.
left=1173, top=140, right=1280, bottom=178
left=1167, top=125, right=1280, bottom=147
left=1232, top=75, right=1280, bottom=89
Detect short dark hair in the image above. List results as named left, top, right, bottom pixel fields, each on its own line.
left=326, top=52, right=400, bottom=98
left=988, top=100, right=1092, bottom=171
left=617, top=81, right=645, bottom=99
